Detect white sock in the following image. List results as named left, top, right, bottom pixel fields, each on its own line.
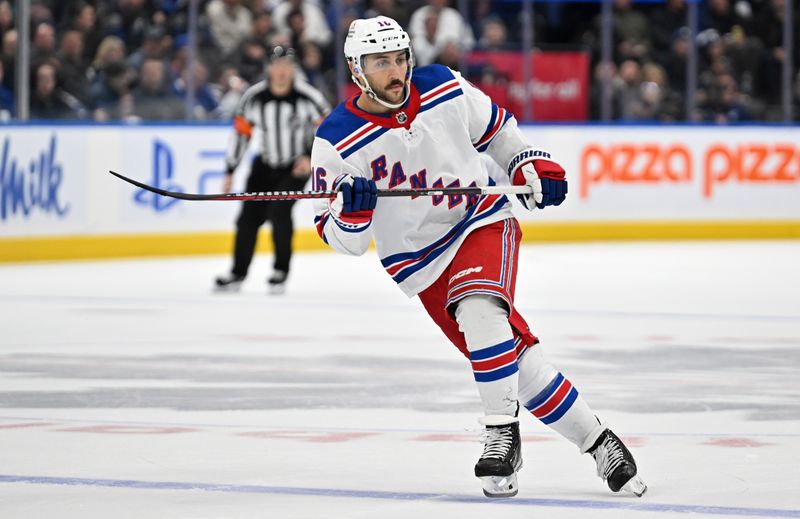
left=454, top=295, right=519, bottom=416
left=517, top=347, right=604, bottom=450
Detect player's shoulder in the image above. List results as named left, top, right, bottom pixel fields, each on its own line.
left=411, top=64, right=461, bottom=96
left=316, top=101, right=392, bottom=159
left=316, top=102, right=363, bottom=141
left=413, top=65, right=465, bottom=112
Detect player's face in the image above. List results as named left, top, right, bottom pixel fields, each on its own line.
left=362, top=50, right=409, bottom=104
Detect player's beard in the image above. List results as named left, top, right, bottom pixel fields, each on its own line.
left=375, top=79, right=406, bottom=105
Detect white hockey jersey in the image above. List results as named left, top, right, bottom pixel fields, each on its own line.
left=310, top=64, right=531, bottom=297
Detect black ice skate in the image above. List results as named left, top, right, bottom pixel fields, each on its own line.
left=267, top=270, right=288, bottom=295
left=475, top=415, right=522, bottom=498
left=214, top=273, right=245, bottom=292
left=589, top=429, right=647, bottom=497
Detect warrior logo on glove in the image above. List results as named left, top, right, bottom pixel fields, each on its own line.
left=508, top=149, right=568, bottom=210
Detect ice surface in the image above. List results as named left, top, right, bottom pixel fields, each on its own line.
left=1, top=241, right=798, bottom=518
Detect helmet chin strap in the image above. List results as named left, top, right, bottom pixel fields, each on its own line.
left=351, top=68, right=413, bottom=111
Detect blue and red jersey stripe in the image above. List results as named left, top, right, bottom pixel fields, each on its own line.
left=474, top=104, right=512, bottom=152
left=380, top=194, right=508, bottom=284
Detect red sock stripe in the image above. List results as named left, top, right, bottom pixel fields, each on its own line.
left=530, top=378, right=573, bottom=418
left=471, top=349, right=517, bottom=372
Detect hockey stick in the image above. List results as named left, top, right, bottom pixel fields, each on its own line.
left=108, top=170, right=533, bottom=202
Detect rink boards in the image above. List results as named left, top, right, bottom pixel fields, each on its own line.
left=1, top=123, right=799, bottom=261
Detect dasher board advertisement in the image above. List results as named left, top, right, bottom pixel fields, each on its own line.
left=510, top=125, right=800, bottom=223
left=1, top=124, right=798, bottom=253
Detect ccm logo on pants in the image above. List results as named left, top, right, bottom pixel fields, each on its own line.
left=450, top=266, right=484, bottom=284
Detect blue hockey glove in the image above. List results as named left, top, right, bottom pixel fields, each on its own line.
left=328, top=174, right=378, bottom=228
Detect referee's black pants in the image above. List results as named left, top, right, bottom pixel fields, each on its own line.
left=231, top=157, right=307, bottom=278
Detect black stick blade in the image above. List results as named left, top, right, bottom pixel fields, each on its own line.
left=109, top=170, right=226, bottom=200
left=108, top=170, right=335, bottom=201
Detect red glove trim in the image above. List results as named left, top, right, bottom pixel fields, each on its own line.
left=339, top=210, right=374, bottom=224
left=512, top=167, right=527, bottom=186
left=512, top=159, right=566, bottom=185
left=532, top=159, right=566, bottom=180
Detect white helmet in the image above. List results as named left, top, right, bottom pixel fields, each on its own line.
left=344, top=16, right=414, bottom=110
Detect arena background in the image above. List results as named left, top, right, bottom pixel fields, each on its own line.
left=1, top=0, right=798, bottom=259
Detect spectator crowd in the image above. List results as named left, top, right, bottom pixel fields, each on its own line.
left=0, top=0, right=797, bottom=123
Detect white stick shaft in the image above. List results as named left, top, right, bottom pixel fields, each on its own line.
left=477, top=185, right=533, bottom=196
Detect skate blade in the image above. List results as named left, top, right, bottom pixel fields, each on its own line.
left=480, top=474, right=519, bottom=498
left=621, top=475, right=647, bottom=497
left=214, top=282, right=243, bottom=293
left=268, top=283, right=286, bottom=295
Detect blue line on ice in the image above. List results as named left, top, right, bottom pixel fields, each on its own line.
left=2, top=474, right=798, bottom=517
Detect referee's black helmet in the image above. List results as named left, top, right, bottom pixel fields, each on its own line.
left=267, top=45, right=297, bottom=64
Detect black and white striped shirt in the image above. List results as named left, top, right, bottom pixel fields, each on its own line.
left=225, top=78, right=330, bottom=171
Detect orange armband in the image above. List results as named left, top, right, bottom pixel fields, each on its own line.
left=233, top=115, right=253, bottom=138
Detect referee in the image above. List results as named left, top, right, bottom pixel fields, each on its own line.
left=215, top=46, right=330, bottom=294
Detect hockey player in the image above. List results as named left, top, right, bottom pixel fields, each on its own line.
left=310, top=16, right=647, bottom=499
